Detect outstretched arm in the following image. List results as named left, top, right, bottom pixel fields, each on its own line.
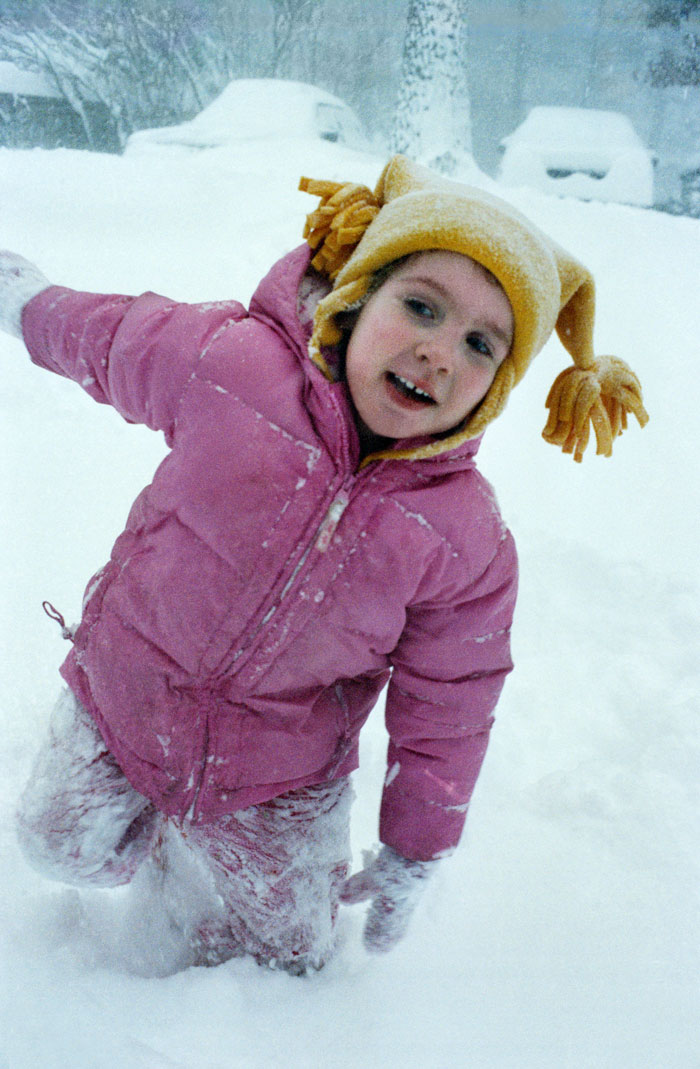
left=1, top=250, right=247, bottom=441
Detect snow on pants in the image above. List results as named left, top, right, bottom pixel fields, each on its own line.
left=16, top=688, right=353, bottom=971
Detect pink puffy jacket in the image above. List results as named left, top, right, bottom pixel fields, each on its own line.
left=22, top=245, right=517, bottom=861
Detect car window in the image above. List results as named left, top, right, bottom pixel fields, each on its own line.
left=315, top=102, right=363, bottom=146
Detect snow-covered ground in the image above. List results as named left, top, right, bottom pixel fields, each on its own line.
left=1, top=138, right=698, bottom=1068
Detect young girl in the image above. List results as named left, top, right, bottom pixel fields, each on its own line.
left=1, top=155, right=647, bottom=974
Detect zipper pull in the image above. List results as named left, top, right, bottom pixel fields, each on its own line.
left=315, top=491, right=349, bottom=552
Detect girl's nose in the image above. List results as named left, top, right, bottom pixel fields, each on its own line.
left=417, top=334, right=455, bottom=375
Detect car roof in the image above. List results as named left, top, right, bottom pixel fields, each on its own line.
left=503, top=107, right=647, bottom=152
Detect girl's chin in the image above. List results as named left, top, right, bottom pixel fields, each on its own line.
left=367, top=403, right=445, bottom=440
left=353, top=400, right=454, bottom=450
left=358, top=417, right=439, bottom=449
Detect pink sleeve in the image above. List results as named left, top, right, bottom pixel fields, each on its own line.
left=22, top=286, right=247, bottom=441
left=380, top=529, right=518, bottom=860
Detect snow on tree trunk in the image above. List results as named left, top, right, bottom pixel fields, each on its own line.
left=391, top=0, right=472, bottom=175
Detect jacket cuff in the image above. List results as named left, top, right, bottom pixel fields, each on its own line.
left=379, top=786, right=466, bottom=861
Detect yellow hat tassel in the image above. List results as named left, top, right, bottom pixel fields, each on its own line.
left=542, top=355, right=649, bottom=462
left=299, top=177, right=381, bottom=280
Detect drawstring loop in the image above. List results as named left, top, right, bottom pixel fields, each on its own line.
left=42, top=600, right=75, bottom=641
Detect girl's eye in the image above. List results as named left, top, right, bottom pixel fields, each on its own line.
left=467, top=333, right=493, bottom=359
left=404, top=297, right=435, bottom=320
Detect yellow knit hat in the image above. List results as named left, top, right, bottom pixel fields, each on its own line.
left=299, top=154, right=648, bottom=463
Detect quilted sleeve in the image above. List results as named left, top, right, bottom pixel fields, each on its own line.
left=380, top=526, right=518, bottom=861
left=21, top=286, right=247, bottom=442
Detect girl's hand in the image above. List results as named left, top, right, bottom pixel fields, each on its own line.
left=0, top=250, right=51, bottom=339
left=340, top=844, right=437, bottom=953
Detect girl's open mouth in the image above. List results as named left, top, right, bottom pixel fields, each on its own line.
left=386, top=372, right=437, bottom=408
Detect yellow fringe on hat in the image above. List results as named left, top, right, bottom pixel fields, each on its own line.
left=299, top=177, right=380, bottom=279
left=542, top=355, right=649, bottom=463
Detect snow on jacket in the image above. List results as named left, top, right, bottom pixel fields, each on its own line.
left=21, top=244, right=518, bottom=861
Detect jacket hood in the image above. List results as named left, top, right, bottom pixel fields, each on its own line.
left=248, top=244, right=483, bottom=472
left=248, top=243, right=317, bottom=364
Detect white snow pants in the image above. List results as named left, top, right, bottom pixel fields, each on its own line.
left=16, top=689, right=352, bottom=972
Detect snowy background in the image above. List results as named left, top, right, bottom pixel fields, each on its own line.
left=1, top=134, right=699, bottom=1067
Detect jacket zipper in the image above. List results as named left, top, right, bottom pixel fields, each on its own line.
left=258, top=489, right=350, bottom=630
left=258, top=482, right=352, bottom=623
left=191, top=481, right=356, bottom=819
left=314, top=490, right=350, bottom=552
left=219, top=478, right=356, bottom=678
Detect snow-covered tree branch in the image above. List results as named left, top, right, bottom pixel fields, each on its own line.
left=0, top=0, right=243, bottom=148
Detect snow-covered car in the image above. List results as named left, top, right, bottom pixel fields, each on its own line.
left=124, top=79, right=369, bottom=155
left=497, top=106, right=655, bottom=207
left=680, top=156, right=700, bottom=217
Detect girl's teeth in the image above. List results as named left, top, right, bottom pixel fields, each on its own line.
left=394, top=374, right=433, bottom=401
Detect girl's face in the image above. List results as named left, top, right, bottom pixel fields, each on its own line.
left=344, top=250, right=514, bottom=449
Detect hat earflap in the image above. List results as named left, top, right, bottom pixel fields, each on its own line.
left=542, top=264, right=649, bottom=462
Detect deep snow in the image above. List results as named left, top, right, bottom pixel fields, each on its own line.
left=1, top=138, right=699, bottom=1068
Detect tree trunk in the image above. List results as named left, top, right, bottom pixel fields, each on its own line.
left=391, top=0, right=472, bottom=175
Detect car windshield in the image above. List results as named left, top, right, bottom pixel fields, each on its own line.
left=316, top=103, right=363, bottom=145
